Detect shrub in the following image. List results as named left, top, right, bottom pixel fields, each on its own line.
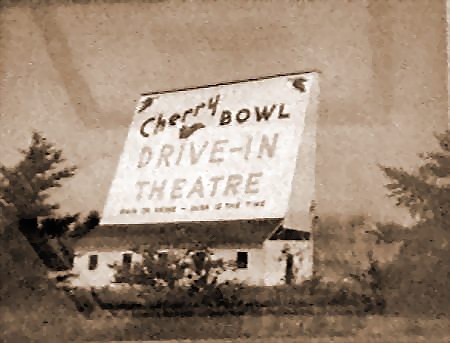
left=93, top=274, right=383, bottom=317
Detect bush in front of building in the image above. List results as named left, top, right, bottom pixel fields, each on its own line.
left=108, top=246, right=239, bottom=314
left=113, top=246, right=227, bottom=290
left=94, top=268, right=384, bottom=316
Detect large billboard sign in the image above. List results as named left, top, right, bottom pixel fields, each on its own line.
left=101, top=72, right=319, bottom=225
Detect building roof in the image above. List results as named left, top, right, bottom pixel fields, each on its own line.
left=73, top=219, right=284, bottom=251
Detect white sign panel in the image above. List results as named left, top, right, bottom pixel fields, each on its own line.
left=101, top=72, right=319, bottom=225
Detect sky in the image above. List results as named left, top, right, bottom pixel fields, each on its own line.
left=0, top=0, right=447, bottom=225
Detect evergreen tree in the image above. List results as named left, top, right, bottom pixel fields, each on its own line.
left=379, top=130, right=450, bottom=315
left=0, top=132, right=102, bottom=317
left=0, top=131, right=76, bottom=223
left=68, top=210, right=100, bottom=240
left=40, top=211, right=100, bottom=265
left=380, top=130, right=449, bottom=231
left=0, top=132, right=100, bottom=270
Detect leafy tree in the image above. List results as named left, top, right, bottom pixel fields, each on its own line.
left=112, top=247, right=230, bottom=311
left=184, top=248, right=226, bottom=295
left=114, top=248, right=185, bottom=288
left=114, top=247, right=226, bottom=292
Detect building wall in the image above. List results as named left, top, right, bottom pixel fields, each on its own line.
left=215, top=248, right=266, bottom=286
left=285, top=73, right=319, bottom=231
left=262, top=240, right=313, bottom=286
left=71, top=241, right=313, bottom=288
left=215, top=242, right=313, bottom=286
left=71, top=250, right=142, bottom=288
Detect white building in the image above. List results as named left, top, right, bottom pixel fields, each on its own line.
left=70, top=72, right=319, bottom=289
left=70, top=219, right=313, bottom=288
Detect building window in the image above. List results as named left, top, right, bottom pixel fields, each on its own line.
left=195, top=251, right=207, bottom=261
left=88, top=254, right=98, bottom=270
left=158, top=250, right=169, bottom=259
left=122, top=253, right=132, bottom=270
left=236, top=251, right=248, bottom=269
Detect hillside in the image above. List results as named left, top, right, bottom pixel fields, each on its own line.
left=0, top=220, right=85, bottom=342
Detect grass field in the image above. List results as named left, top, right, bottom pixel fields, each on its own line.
left=1, top=306, right=449, bottom=343
left=2, top=217, right=448, bottom=342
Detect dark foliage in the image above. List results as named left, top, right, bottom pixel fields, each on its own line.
left=41, top=214, right=80, bottom=239
left=108, top=243, right=384, bottom=317
left=93, top=278, right=383, bottom=317
left=379, top=130, right=450, bottom=316
left=69, top=210, right=100, bottom=239
left=0, top=131, right=76, bottom=221
left=380, top=130, right=450, bottom=230
left=0, top=132, right=100, bottom=270
left=113, top=247, right=225, bottom=292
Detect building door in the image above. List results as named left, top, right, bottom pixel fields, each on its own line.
left=285, top=253, right=294, bottom=285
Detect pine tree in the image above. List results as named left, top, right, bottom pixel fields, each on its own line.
left=0, top=132, right=85, bottom=269
left=0, top=132, right=102, bottom=317
left=0, top=131, right=76, bottom=223
left=380, top=130, right=450, bottom=231
left=379, top=130, right=450, bottom=315
left=68, top=210, right=100, bottom=240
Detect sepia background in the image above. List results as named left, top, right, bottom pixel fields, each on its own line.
left=0, top=0, right=447, bottom=226
left=1, top=1, right=449, bottom=342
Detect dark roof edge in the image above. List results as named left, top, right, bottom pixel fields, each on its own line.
left=266, top=221, right=284, bottom=241
left=97, top=218, right=284, bottom=229
left=140, top=70, right=322, bottom=96
left=74, top=219, right=284, bottom=249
